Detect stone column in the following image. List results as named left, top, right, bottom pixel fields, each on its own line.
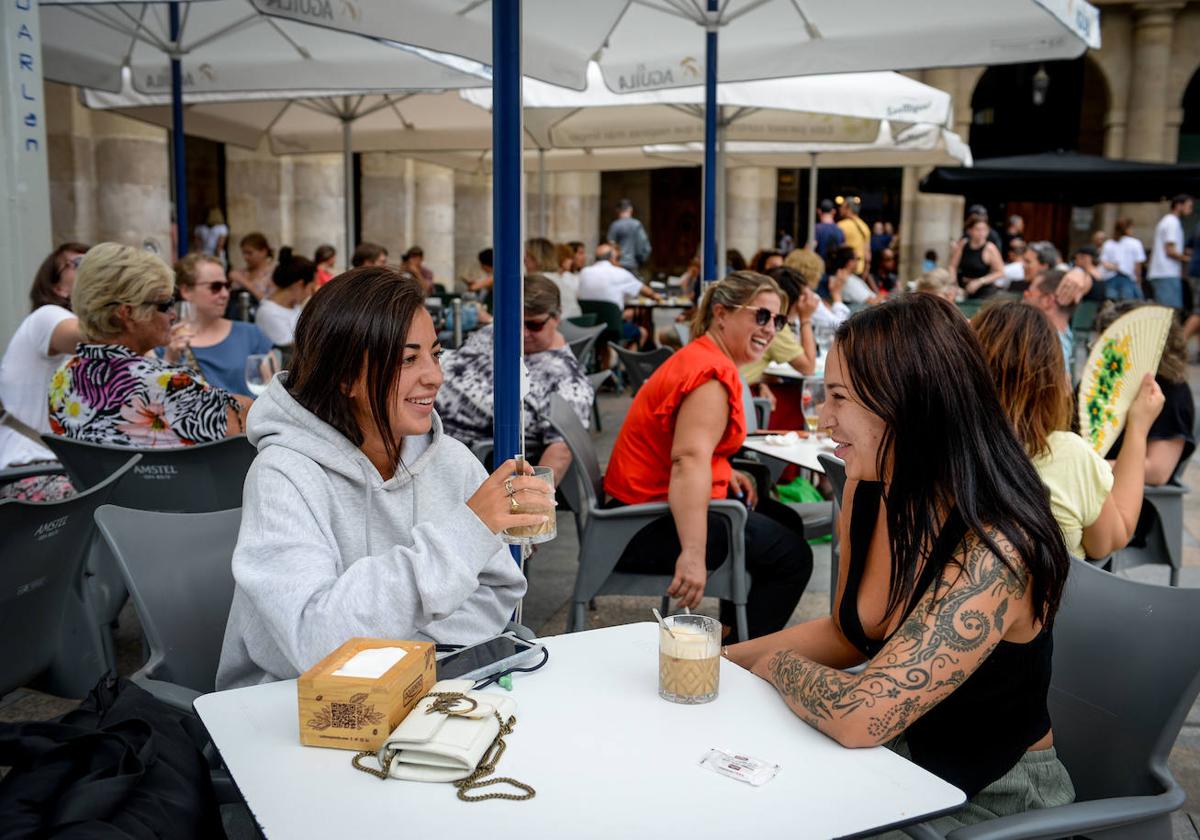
left=45, top=81, right=96, bottom=246
left=359, top=151, right=409, bottom=265
left=225, top=139, right=286, bottom=268
left=288, top=152, right=344, bottom=267
left=725, top=167, right=776, bottom=262
left=412, top=161, right=455, bottom=284
left=1126, top=3, right=1180, bottom=163
left=548, top=171, right=601, bottom=250
left=89, top=109, right=171, bottom=254
left=898, top=166, right=921, bottom=281
left=454, top=169, right=491, bottom=290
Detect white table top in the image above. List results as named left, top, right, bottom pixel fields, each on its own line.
left=763, top=361, right=808, bottom=380
left=742, top=434, right=839, bottom=473
left=630, top=295, right=693, bottom=308
left=196, top=624, right=962, bottom=839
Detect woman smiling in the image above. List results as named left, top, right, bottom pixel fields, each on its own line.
left=217, top=267, right=545, bottom=689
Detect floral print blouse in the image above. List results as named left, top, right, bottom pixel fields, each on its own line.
left=49, top=344, right=237, bottom=447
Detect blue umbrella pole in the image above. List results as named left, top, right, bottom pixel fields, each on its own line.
left=169, top=2, right=188, bottom=258
left=701, top=0, right=718, bottom=284
left=492, top=0, right=523, bottom=565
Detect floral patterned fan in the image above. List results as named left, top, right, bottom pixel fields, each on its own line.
left=1077, top=305, right=1173, bottom=457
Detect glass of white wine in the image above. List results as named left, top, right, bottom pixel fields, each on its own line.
left=244, top=352, right=280, bottom=398
left=802, top=380, right=825, bottom=435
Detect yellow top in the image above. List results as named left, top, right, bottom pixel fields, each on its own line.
left=739, top=326, right=803, bottom=385
left=838, top=217, right=871, bottom=275
left=1031, top=430, right=1114, bottom=559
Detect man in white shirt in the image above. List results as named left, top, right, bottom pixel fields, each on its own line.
left=1148, top=194, right=1193, bottom=310
left=577, top=243, right=661, bottom=348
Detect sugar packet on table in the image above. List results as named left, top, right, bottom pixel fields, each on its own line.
left=698, top=748, right=780, bottom=786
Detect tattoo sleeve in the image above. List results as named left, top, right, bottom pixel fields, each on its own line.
left=765, top=531, right=1030, bottom=747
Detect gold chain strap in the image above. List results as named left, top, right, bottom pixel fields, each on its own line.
left=351, top=693, right=535, bottom=802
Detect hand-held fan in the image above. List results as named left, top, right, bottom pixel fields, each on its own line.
left=1077, top=305, right=1174, bottom=457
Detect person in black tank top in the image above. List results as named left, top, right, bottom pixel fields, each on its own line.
left=949, top=215, right=1006, bottom=299
left=726, top=294, right=1074, bottom=830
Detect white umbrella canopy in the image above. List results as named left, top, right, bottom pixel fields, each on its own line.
left=39, top=0, right=489, bottom=94
left=463, top=63, right=951, bottom=149
left=83, top=85, right=497, bottom=153
left=251, top=0, right=1100, bottom=91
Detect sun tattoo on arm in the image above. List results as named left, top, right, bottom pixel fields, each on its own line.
left=763, top=529, right=1029, bottom=747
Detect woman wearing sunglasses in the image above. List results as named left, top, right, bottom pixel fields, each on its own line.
left=604, top=271, right=813, bottom=642
left=437, top=274, right=592, bottom=485
left=167, top=253, right=274, bottom=396
left=49, top=243, right=251, bottom=448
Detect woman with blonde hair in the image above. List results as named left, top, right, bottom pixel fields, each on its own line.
left=973, top=301, right=1162, bottom=559
left=916, top=267, right=959, bottom=305
left=170, top=253, right=273, bottom=396
left=604, top=271, right=813, bottom=641
left=49, top=243, right=250, bottom=447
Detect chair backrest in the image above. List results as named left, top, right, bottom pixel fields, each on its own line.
left=1166, top=410, right=1200, bottom=485
left=578, top=299, right=624, bottom=344
left=41, top=434, right=257, bottom=513
left=565, top=323, right=606, bottom=369
left=94, top=505, right=242, bottom=694
left=1070, top=299, right=1100, bottom=333
left=1049, top=558, right=1200, bottom=801
left=817, top=453, right=847, bottom=506
left=674, top=322, right=691, bottom=346
left=547, top=393, right=604, bottom=509
left=955, top=299, right=984, bottom=319
left=565, top=313, right=598, bottom=328
left=0, top=456, right=139, bottom=696
left=610, top=344, right=673, bottom=394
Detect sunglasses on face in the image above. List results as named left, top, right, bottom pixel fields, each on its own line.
left=524, top=315, right=555, bottom=332
left=202, top=281, right=232, bottom=294
left=147, top=298, right=176, bottom=313
left=736, top=305, right=788, bottom=331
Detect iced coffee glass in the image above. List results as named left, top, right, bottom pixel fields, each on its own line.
left=501, top=464, right=557, bottom=545
left=658, top=614, right=721, bottom=704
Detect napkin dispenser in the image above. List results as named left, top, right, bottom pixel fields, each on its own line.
left=298, top=637, right=436, bottom=752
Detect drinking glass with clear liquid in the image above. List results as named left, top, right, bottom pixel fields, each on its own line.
left=500, top=459, right=557, bottom=546
left=802, top=380, right=825, bottom=436
left=244, top=352, right=280, bottom=398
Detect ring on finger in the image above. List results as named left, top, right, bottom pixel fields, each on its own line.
left=504, top=477, right=516, bottom=496
left=510, top=495, right=520, bottom=512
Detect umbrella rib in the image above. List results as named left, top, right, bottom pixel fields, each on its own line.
left=455, top=0, right=489, bottom=15
left=67, top=6, right=170, bottom=53
left=386, top=99, right=417, bottom=131
left=356, top=96, right=400, bottom=120
left=184, top=14, right=266, bottom=55
left=723, top=0, right=773, bottom=24
left=262, top=101, right=293, bottom=137
left=296, top=98, right=343, bottom=118
left=633, top=1, right=700, bottom=24
left=786, top=0, right=822, bottom=39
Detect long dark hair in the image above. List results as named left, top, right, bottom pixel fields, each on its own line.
left=30, top=243, right=90, bottom=311
left=835, top=293, right=1068, bottom=625
left=287, top=267, right=425, bottom=469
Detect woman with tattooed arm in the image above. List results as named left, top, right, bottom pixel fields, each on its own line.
left=726, top=293, right=1074, bottom=829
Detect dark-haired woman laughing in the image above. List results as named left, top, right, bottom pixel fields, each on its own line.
left=727, top=293, right=1074, bottom=831
left=217, top=267, right=551, bottom=689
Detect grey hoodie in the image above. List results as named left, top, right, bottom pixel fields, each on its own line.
left=216, top=377, right=527, bottom=690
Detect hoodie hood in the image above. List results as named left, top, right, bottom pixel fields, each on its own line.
left=247, top=374, right=444, bottom=492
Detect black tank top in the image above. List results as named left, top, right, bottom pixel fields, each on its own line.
left=839, top=482, right=1053, bottom=797
left=958, top=240, right=997, bottom=299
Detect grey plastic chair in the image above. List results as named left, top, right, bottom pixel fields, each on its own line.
left=40, top=434, right=256, bottom=675
left=903, top=557, right=1200, bottom=840
left=41, top=434, right=256, bottom=513
left=0, top=455, right=138, bottom=700
left=587, top=369, right=612, bottom=432
left=93, top=506, right=241, bottom=712
left=610, top=343, right=673, bottom=395
left=818, top=452, right=847, bottom=612
left=1108, top=416, right=1196, bottom=587
left=566, top=324, right=606, bottom=374
left=547, top=394, right=750, bottom=640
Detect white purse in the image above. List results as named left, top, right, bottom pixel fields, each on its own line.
left=351, top=679, right=534, bottom=801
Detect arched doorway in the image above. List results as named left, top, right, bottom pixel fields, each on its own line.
left=1179, top=68, right=1200, bottom=163
left=968, top=56, right=1109, bottom=252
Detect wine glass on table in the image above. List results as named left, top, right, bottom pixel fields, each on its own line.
left=244, top=352, right=280, bottom=398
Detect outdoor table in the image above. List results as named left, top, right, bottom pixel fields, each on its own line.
left=195, top=623, right=963, bottom=839
left=629, top=295, right=694, bottom=308
left=762, top=361, right=807, bottom=381
left=741, top=433, right=837, bottom=473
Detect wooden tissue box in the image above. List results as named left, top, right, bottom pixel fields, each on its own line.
left=298, top=637, right=436, bottom=752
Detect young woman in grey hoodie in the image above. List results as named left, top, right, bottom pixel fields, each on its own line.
left=216, top=268, right=552, bottom=689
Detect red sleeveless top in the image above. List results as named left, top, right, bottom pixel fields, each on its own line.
left=604, top=335, right=746, bottom=504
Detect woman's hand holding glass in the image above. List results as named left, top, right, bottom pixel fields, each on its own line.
left=467, top=458, right=557, bottom=535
